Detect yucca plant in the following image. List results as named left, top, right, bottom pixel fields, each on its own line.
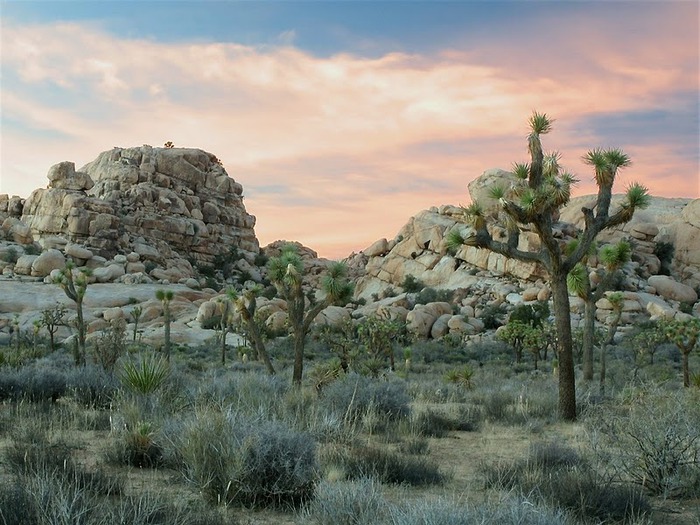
left=445, top=365, right=475, bottom=390
left=118, top=353, right=170, bottom=395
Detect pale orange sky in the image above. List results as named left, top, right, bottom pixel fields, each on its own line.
left=1, top=2, right=698, bottom=259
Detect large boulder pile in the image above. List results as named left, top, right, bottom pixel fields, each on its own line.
left=12, top=146, right=259, bottom=268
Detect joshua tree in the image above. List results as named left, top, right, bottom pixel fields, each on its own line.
left=53, top=262, right=91, bottom=366
left=41, top=305, right=67, bottom=352
left=446, top=112, right=650, bottom=420
left=130, top=305, right=143, bottom=343
left=155, top=289, right=174, bottom=362
left=567, top=240, right=632, bottom=381
left=227, top=286, right=276, bottom=374
left=600, top=291, right=624, bottom=396
left=267, top=244, right=353, bottom=385
left=662, top=318, right=700, bottom=387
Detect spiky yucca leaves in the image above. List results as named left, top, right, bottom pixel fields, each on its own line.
left=529, top=111, right=553, bottom=135
left=566, top=264, right=588, bottom=300
left=445, top=229, right=467, bottom=255
left=599, top=240, right=631, bottom=271
left=462, top=202, right=486, bottom=230
left=119, top=353, right=170, bottom=395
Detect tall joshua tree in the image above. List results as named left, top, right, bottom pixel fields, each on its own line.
left=267, top=244, right=353, bottom=385
left=447, top=112, right=650, bottom=420
left=567, top=239, right=634, bottom=381
left=53, top=262, right=91, bottom=366
left=155, top=289, right=174, bottom=362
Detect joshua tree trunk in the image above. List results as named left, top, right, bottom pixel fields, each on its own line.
left=76, top=298, right=86, bottom=366
left=582, top=299, right=595, bottom=380
left=163, top=305, right=171, bottom=363
left=551, top=274, right=577, bottom=421
left=292, top=329, right=305, bottom=386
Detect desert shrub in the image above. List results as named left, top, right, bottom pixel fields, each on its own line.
left=401, top=274, right=425, bottom=293
left=169, top=409, right=318, bottom=507
left=414, top=287, right=454, bottom=305
left=587, top=386, right=700, bottom=497
left=302, top=478, right=387, bottom=525
left=92, top=318, right=127, bottom=372
left=0, top=363, right=69, bottom=403
left=106, top=420, right=163, bottom=468
left=387, top=495, right=573, bottom=525
left=319, top=373, right=410, bottom=425
left=2, top=246, right=19, bottom=263
left=23, top=243, right=41, bottom=256
left=6, top=421, right=124, bottom=498
left=509, top=301, right=550, bottom=328
left=397, top=436, right=431, bottom=456
left=480, top=439, right=650, bottom=523
left=68, top=363, right=120, bottom=408
left=0, top=481, right=36, bottom=525
left=406, top=405, right=480, bottom=438
left=322, top=444, right=445, bottom=486
left=480, top=304, right=507, bottom=329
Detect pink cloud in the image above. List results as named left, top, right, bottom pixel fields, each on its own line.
left=1, top=9, right=697, bottom=259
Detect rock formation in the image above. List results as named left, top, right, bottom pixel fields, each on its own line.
left=16, top=146, right=259, bottom=267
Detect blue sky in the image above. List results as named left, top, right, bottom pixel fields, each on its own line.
left=1, top=0, right=698, bottom=258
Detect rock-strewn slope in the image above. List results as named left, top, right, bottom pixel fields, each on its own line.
left=17, top=146, right=258, bottom=264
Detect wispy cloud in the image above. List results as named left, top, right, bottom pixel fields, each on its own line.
left=1, top=3, right=697, bottom=259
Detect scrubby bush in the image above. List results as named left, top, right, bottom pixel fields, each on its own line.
left=302, top=478, right=387, bottom=525
left=322, top=444, right=445, bottom=486
left=168, top=409, right=318, bottom=507
left=587, top=386, right=700, bottom=497
left=388, top=495, right=573, bottom=525
left=319, top=373, right=410, bottom=425
left=480, top=439, right=650, bottom=523
left=401, top=274, right=425, bottom=293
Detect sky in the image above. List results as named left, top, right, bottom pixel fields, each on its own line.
left=1, top=1, right=698, bottom=260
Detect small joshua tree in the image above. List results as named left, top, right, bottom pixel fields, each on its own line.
left=53, top=262, right=91, bottom=366
left=155, top=289, right=174, bottom=362
left=567, top=240, right=632, bottom=381
left=227, top=286, right=276, bottom=374
left=267, top=244, right=353, bottom=385
left=662, top=318, right=700, bottom=387
left=600, top=291, right=624, bottom=396
left=130, top=305, right=143, bottom=343
left=41, top=305, right=67, bottom=352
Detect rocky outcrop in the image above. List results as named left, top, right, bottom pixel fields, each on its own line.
left=18, top=147, right=259, bottom=267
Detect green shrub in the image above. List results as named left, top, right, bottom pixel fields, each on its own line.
left=480, top=304, right=506, bottom=329
left=388, top=495, right=573, bottom=525
left=414, top=287, right=454, bottom=305
left=480, top=439, right=650, bottom=523
left=319, top=373, right=410, bottom=425
left=322, top=444, right=445, bottom=486
left=401, top=274, right=425, bottom=293
left=587, top=387, right=700, bottom=497
left=23, top=244, right=41, bottom=256
left=119, top=352, right=171, bottom=395
left=2, top=246, right=19, bottom=264
left=170, top=410, right=318, bottom=507
left=107, top=421, right=163, bottom=468
left=302, top=478, right=387, bottom=525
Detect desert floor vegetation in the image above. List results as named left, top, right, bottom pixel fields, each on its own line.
left=0, top=325, right=698, bottom=525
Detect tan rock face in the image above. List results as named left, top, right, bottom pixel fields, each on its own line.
left=18, top=147, right=259, bottom=269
